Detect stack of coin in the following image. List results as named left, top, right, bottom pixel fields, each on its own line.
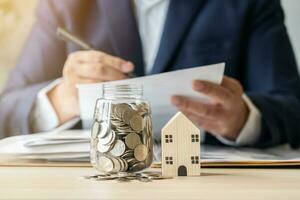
left=91, top=101, right=153, bottom=173
left=83, top=171, right=173, bottom=182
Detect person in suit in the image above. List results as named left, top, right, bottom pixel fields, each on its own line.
left=0, top=0, right=299, bottom=148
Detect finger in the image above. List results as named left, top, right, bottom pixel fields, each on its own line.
left=182, top=111, right=225, bottom=135
left=222, top=76, right=243, bottom=95
left=74, top=76, right=105, bottom=84
left=181, top=111, right=206, bottom=127
left=76, top=63, right=127, bottom=81
left=192, top=80, right=232, bottom=104
left=69, top=51, right=134, bottom=73
left=171, top=95, right=224, bottom=119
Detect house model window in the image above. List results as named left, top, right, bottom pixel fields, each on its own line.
left=165, top=157, right=173, bottom=165
left=165, top=135, right=173, bottom=143
left=191, top=156, right=199, bottom=164
left=191, top=134, right=199, bottom=143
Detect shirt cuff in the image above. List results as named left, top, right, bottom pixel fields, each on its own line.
left=216, top=94, right=262, bottom=146
left=30, top=79, right=61, bottom=132
left=30, top=78, right=81, bottom=133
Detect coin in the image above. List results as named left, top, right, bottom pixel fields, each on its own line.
left=130, top=114, right=144, bottom=132
left=98, top=121, right=109, bottom=138
left=110, top=140, right=126, bottom=157
left=117, top=177, right=131, bottom=182
left=145, top=151, right=153, bottom=167
left=138, top=176, right=152, bottom=182
left=90, top=138, right=97, bottom=149
left=98, top=156, right=114, bottom=172
left=111, top=157, right=121, bottom=172
left=122, top=109, right=136, bottom=125
left=97, top=142, right=112, bottom=153
left=99, top=130, right=116, bottom=146
left=92, top=100, right=153, bottom=173
left=91, top=121, right=100, bottom=139
left=144, top=115, right=152, bottom=135
left=125, top=133, right=141, bottom=149
left=83, top=171, right=172, bottom=182
left=114, top=104, right=130, bottom=119
left=130, top=162, right=146, bottom=172
left=121, top=150, right=134, bottom=158
left=134, top=144, right=148, bottom=161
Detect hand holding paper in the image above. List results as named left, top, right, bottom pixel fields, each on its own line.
left=77, top=63, right=225, bottom=136
left=171, top=76, right=249, bottom=141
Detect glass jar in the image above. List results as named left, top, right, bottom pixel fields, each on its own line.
left=90, top=84, right=153, bottom=173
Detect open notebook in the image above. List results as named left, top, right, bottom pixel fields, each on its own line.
left=0, top=130, right=300, bottom=167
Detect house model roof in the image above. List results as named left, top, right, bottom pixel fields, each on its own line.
left=162, top=112, right=199, bottom=133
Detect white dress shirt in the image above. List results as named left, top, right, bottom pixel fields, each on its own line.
left=31, top=0, right=261, bottom=146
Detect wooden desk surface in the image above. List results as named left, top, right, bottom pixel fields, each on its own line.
left=0, top=166, right=299, bottom=200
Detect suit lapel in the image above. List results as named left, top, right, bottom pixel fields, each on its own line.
left=151, top=0, right=207, bottom=74
left=100, top=0, right=145, bottom=76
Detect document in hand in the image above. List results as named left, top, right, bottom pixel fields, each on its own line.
left=77, top=63, right=225, bottom=135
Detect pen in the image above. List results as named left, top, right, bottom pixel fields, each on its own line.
left=57, top=27, right=93, bottom=50
left=56, top=27, right=135, bottom=77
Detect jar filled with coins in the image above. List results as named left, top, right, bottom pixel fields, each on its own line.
left=90, top=84, right=153, bottom=173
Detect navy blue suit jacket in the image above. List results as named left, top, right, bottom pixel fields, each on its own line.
left=1, top=0, right=300, bottom=148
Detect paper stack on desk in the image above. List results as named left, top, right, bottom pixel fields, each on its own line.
left=1, top=130, right=300, bottom=167
left=0, top=130, right=90, bottom=162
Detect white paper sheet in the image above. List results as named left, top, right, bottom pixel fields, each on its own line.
left=1, top=130, right=300, bottom=165
left=77, top=63, right=225, bottom=135
left=0, top=130, right=90, bottom=156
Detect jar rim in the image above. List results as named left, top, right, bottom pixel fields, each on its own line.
left=103, top=84, right=143, bottom=99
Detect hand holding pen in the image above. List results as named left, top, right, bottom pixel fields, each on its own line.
left=56, top=27, right=135, bottom=80
left=47, top=27, right=135, bottom=125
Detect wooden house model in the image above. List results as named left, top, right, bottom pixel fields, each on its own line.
left=161, top=112, right=201, bottom=177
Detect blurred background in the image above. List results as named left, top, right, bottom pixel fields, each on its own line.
left=0, top=0, right=299, bottom=90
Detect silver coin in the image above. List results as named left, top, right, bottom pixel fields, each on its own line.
left=99, top=130, right=116, bottom=146
left=126, top=157, right=138, bottom=164
left=98, top=156, right=114, bottom=172
left=138, top=176, right=152, bottom=182
left=121, top=150, right=134, bottom=158
left=117, top=158, right=125, bottom=172
left=110, top=140, right=126, bottom=157
left=90, top=138, right=98, bottom=149
left=117, top=177, right=131, bottom=182
left=134, top=144, right=148, bottom=161
left=91, top=121, right=100, bottom=139
left=97, top=142, right=112, bottom=153
left=130, top=162, right=146, bottom=172
left=125, top=133, right=141, bottom=149
left=111, top=157, right=122, bottom=172
left=99, top=121, right=109, bottom=138
left=122, top=158, right=128, bottom=171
